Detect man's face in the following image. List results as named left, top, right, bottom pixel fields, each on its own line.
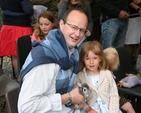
left=60, top=10, right=88, bottom=49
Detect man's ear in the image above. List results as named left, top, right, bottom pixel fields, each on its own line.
left=59, top=19, right=65, bottom=30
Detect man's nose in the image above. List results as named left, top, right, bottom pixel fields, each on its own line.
left=75, top=29, right=81, bottom=36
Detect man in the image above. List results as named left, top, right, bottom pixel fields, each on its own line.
left=18, top=8, right=88, bottom=113
left=95, top=0, right=131, bottom=49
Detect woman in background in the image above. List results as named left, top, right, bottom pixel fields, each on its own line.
left=0, top=0, right=34, bottom=82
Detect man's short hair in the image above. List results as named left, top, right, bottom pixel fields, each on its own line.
left=61, top=7, right=86, bottom=22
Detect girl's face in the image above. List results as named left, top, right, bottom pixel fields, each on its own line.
left=83, top=50, right=101, bottom=72
left=70, top=0, right=80, bottom=4
left=39, top=17, right=54, bottom=35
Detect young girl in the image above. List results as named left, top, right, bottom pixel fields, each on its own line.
left=75, top=41, right=121, bottom=113
left=31, top=11, right=59, bottom=42
left=104, top=47, right=136, bottom=113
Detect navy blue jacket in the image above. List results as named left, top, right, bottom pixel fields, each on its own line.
left=0, top=0, right=34, bottom=26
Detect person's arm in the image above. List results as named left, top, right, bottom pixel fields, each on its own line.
left=84, top=2, right=93, bottom=36
left=109, top=72, right=119, bottom=113
left=58, top=0, right=68, bottom=20
left=30, top=33, right=40, bottom=42
left=18, top=64, right=63, bottom=112
left=130, top=2, right=141, bottom=15
left=130, top=1, right=140, bottom=9
left=18, top=64, right=85, bottom=112
left=21, top=0, right=34, bottom=15
left=133, top=0, right=141, bottom=4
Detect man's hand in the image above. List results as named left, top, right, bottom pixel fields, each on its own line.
left=85, top=30, right=91, bottom=37
left=119, top=10, right=130, bottom=20
left=70, top=87, right=85, bottom=104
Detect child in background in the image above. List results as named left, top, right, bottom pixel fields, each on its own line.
left=104, top=47, right=135, bottom=113
left=75, top=41, right=121, bottom=113
left=31, top=11, right=59, bottom=42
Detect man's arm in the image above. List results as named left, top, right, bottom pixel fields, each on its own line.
left=18, top=64, right=85, bottom=113
left=18, top=64, right=63, bottom=112
left=58, top=0, right=68, bottom=20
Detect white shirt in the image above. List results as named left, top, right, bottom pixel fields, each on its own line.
left=18, top=63, right=80, bottom=113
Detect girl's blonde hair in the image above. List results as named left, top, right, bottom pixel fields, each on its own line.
left=34, top=11, right=59, bottom=40
left=104, top=47, right=120, bottom=71
left=79, top=41, right=108, bottom=71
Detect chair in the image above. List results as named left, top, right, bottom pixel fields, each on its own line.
left=0, top=71, right=19, bottom=97
left=0, top=66, right=19, bottom=112
left=113, top=47, right=141, bottom=97
left=5, top=87, right=19, bottom=113
left=16, top=35, right=32, bottom=73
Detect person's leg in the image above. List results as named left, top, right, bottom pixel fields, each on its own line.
left=133, top=44, right=140, bottom=69
left=114, top=19, right=128, bottom=47
left=134, top=44, right=140, bottom=61
left=119, top=96, right=135, bottom=113
left=121, top=102, right=135, bottom=113
left=101, top=19, right=119, bottom=49
left=124, top=44, right=134, bottom=60
left=12, top=56, right=20, bottom=82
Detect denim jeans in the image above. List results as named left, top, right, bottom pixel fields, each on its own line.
left=101, top=18, right=128, bottom=49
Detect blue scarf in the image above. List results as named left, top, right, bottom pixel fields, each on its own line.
left=20, top=29, right=79, bottom=94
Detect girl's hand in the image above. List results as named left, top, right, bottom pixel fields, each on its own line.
left=85, top=107, right=97, bottom=113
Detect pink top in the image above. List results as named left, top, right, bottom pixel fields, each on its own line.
left=31, top=33, right=40, bottom=42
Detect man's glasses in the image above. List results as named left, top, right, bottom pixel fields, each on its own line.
left=64, top=21, right=87, bottom=35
